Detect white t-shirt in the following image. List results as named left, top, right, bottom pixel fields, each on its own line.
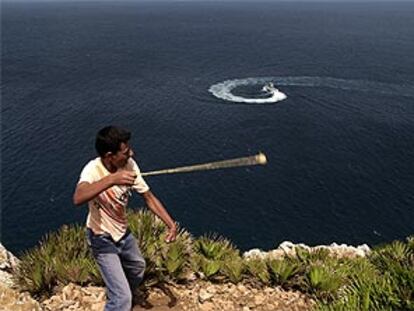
left=78, top=157, right=149, bottom=241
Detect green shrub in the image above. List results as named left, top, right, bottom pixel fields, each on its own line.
left=191, top=234, right=240, bottom=281
left=199, top=256, right=222, bottom=279
left=222, top=256, right=245, bottom=284
left=407, top=236, right=414, bottom=251
left=245, top=258, right=270, bottom=285
left=369, top=240, right=414, bottom=310
left=194, top=234, right=239, bottom=260
left=14, top=224, right=101, bottom=297
left=162, top=241, right=188, bottom=279
left=128, top=209, right=193, bottom=286
left=268, top=258, right=300, bottom=287
left=306, top=265, right=344, bottom=299
left=316, top=238, right=414, bottom=311
left=341, top=273, right=400, bottom=311
left=295, top=247, right=331, bottom=264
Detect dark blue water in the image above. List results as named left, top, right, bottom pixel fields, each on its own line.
left=2, top=1, right=414, bottom=255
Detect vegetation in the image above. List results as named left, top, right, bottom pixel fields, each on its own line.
left=191, top=234, right=240, bottom=281
left=14, top=224, right=101, bottom=298
left=127, top=209, right=193, bottom=285
left=13, top=209, right=414, bottom=309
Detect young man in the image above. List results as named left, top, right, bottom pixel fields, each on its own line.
left=73, top=126, right=177, bottom=311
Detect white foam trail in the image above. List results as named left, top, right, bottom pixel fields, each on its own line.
left=209, top=78, right=287, bottom=104
left=209, top=76, right=414, bottom=104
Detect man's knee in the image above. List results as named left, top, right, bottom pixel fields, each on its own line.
left=138, top=257, right=146, bottom=274
left=125, top=255, right=146, bottom=275
left=124, top=257, right=146, bottom=291
left=131, top=257, right=146, bottom=280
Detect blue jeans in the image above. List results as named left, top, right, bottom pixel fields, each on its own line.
left=86, top=228, right=146, bottom=311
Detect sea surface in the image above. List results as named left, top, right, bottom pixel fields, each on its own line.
left=2, top=1, right=414, bottom=255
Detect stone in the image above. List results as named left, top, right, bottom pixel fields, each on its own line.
left=243, top=249, right=266, bottom=260
left=242, top=241, right=372, bottom=262
left=198, top=288, right=214, bottom=303
left=206, top=285, right=217, bottom=294
left=0, top=243, right=21, bottom=289
left=254, top=294, right=266, bottom=306
left=267, top=249, right=285, bottom=260
left=0, top=283, right=42, bottom=311
left=0, top=243, right=20, bottom=271
left=199, top=301, right=215, bottom=311
left=0, top=270, right=14, bottom=288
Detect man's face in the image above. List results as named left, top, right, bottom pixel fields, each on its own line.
left=110, top=142, right=134, bottom=169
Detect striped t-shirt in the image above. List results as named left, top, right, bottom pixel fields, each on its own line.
left=78, top=157, right=149, bottom=241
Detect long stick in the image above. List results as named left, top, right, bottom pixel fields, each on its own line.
left=141, top=153, right=267, bottom=177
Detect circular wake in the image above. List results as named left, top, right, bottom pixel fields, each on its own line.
left=209, top=78, right=287, bottom=104
left=209, top=76, right=414, bottom=104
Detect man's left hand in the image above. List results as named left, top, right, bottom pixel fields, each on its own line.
left=165, top=225, right=177, bottom=243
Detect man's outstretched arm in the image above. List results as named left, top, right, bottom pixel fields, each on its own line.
left=142, top=190, right=177, bottom=242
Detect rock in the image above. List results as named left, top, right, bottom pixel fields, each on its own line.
left=236, top=284, right=248, bottom=296
left=0, top=243, right=20, bottom=271
left=243, top=241, right=371, bottom=261
left=198, top=288, right=214, bottom=303
left=267, top=249, right=285, bottom=260
left=42, top=283, right=106, bottom=311
left=184, top=271, right=198, bottom=282
left=0, top=283, right=42, bottom=311
left=253, top=294, right=266, bottom=306
left=206, top=285, right=217, bottom=294
left=199, top=301, right=215, bottom=311
left=358, top=244, right=371, bottom=254
left=243, top=249, right=266, bottom=260
left=0, top=243, right=20, bottom=289
left=0, top=270, right=14, bottom=288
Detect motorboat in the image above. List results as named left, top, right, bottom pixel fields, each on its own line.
left=262, top=82, right=279, bottom=94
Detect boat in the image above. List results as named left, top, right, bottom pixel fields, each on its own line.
left=262, top=82, right=279, bottom=94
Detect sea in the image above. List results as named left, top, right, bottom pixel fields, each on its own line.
left=2, top=0, right=414, bottom=255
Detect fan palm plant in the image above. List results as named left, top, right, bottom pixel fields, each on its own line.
left=191, top=234, right=240, bottom=281
left=127, top=209, right=193, bottom=286
left=268, top=258, right=300, bottom=287
left=14, top=224, right=98, bottom=297
left=222, top=256, right=245, bottom=284
left=245, top=258, right=270, bottom=285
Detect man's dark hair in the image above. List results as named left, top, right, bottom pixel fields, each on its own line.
left=95, top=126, right=131, bottom=157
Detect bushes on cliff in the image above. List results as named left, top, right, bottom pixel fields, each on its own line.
left=315, top=236, right=414, bottom=311
left=13, top=224, right=102, bottom=297
left=127, top=209, right=193, bottom=285
left=13, top=210, right=414, bottom=310
left=191, top=234, right=241, bottom=281
left=14, top=210, right=194, bottom=296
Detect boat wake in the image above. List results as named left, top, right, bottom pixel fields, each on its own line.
left=209, top=78, right=287, bottom=104
left=209, top=76, right=414, bottom=104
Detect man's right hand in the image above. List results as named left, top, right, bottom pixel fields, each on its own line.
left=109, top=171, right=137, bottom=186
left=74, top=170, right=138, bottom=206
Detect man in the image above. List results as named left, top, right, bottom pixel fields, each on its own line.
left=73, top=126, right=177, bottom=311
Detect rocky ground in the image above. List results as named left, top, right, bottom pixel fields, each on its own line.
left=1, top=280, right=314, bottom=311
left=39, top=281, right=314, bottom=311
left=0, top=241, right=371, bottom=311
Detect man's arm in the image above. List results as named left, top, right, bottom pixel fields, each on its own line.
left=73, top=171, right=137, bottom=206
left=141, top=190, right=177, bottom=242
